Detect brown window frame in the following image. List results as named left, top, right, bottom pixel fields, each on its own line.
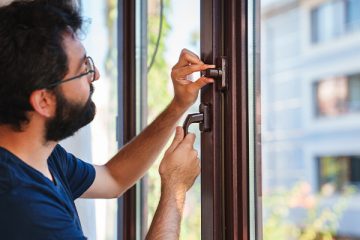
left=116, top=0, right=260, bottom=239
left=117, top=0, right=148, bottom=239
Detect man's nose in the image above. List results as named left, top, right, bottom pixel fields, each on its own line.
left=94, top=66, right=100, bottom=81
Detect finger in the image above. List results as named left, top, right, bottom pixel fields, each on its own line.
left=190, top=149, right=198, bottom=159
left=172, top=64, right=216, bottom=79
left=196, top=158, right=201, bottom=167
left=195, top=158, right=201, bottom=172
left=166, top=127, right=184, bottom=153
left=189, top=77, right=214, bottom=91
left=173, top=79, right=193, bottom=85
left=181, top=132, right=196, bottom=148
left=173, top=51, right=202, bottom=68
left=182, top=48, right=199, bottom=58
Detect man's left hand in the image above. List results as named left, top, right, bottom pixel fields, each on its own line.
left=171, top=49, right=215, bottom=110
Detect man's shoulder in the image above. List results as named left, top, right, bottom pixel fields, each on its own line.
left=0, top=145, right=70, bottom=194
left=50, top=144, right=69, bottom=160
left=49, top=144, right=76, bottom=174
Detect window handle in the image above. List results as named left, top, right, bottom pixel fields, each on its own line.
left=202, top=56, right=227, bottom=91
left=182, top=103, right=211, bottom=136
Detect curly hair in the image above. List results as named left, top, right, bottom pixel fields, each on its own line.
left=0, top=0, right=83, bottom=130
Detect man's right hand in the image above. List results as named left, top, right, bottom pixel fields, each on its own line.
left=146, top=127, right=200, bottom=239
left=159, top=126, right=200, bottom=194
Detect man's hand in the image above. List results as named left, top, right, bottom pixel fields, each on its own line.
left=159, top=126, right=200, bottom=194
left=171, top=49, right=215, bottom=110
left=146, top=127, right=200, bottom=240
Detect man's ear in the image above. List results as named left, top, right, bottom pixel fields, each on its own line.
left=29, top=89, right=56, bottom=118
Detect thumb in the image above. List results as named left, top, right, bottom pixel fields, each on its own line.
left=166, top=126, right=184, bottom=153
left=191, top=77, right=214, bottom=91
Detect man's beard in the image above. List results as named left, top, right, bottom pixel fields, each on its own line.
left=45, top=85, right=96, bottom=142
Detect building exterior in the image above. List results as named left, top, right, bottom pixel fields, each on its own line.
left=261, top=0, right=360, bottom=238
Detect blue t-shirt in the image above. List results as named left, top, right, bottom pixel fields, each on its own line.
left=0, top=145, right=96, bottom=240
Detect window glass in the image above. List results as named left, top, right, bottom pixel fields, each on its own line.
left=349, top=74, right=360, bottom=111
left=81, top=0, right=118, bottom=239
left=261, top=0, right=360, bottom=239
left=315, top=74, right=360, bottom=117
left=315, top=76, right=348, bottom=117
left=318, top=156, right=360, bottom=192
left=311, top=0, right=345, bottom=43
left=346, top=0, right=360, bottom=32
left=146, top=0, right=201, bottom=239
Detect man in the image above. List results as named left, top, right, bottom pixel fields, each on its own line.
left=0, top=0, right=215, bottom=239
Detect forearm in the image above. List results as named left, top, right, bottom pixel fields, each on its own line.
left=105, top=99, right=187, bottom=195
left=146, top=186, right=186, bottom=240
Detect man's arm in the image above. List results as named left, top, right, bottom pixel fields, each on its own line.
left=146, top=127, right=200, bottom=240
left=81, top=49, right=214, bottom=198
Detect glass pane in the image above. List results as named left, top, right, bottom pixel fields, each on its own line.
left=80, top=0, right=118, bottom=239
left=146, top=0, right=201, bottom=239
left=346, top=0, right=360, bottom=32
left=260, top=0, right=360, bottom=239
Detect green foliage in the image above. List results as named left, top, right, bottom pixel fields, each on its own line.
left=180, top=178, right=201, bottom=240
left=146, top=0, right=172, bottom=233
left=263, top=182, right=356, bottom=240
left=147, top=0, right=172, bottom=122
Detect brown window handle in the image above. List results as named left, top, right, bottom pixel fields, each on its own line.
left=182, top=103, right=211, bottom=136
left=201, top=56, right=227, bottom=91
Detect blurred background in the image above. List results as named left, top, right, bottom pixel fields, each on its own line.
left=260, top=0, right=360, bottom=239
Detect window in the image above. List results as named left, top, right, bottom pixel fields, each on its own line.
left=146, top=0, right=202, bottom=239
left=315, top=74, right=360, bottom=117
left=311, top=0, right=345, bottom=43
left=118, top=0, right=249, bottom=239
left=116, top=0, right=360, bottom=239
left=318, top=156, right=360, bottom=192
left=311, top=0, right=360, bottom=44
left=66, top=0, right=118, bottom=239
left=346, top=0, right=360, bottom=32
left=349, top=74, right=360, bottom=111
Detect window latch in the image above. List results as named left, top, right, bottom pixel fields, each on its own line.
left=182, top=103, right=211, bottom=136
left=202, top=56, right=227, bottom=91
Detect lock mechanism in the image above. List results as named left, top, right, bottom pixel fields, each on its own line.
left=182, top=103, right=211, bottom=136
left=202, top=56, right=227, bottom=91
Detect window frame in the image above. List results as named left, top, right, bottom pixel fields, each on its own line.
left=200, top=0, right=258, bottom=239
left=116, top=0, right=259, bottom=239
left=117, top=0, right=148, bottom=239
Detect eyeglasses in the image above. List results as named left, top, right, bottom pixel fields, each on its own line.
left=46, top=56, right=96, bottom=89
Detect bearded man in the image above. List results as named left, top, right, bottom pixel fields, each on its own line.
left=0, top=0, right=214, bottom=239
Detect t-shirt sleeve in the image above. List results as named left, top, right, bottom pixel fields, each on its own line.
left=54, top=145, right=96, bottom=200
